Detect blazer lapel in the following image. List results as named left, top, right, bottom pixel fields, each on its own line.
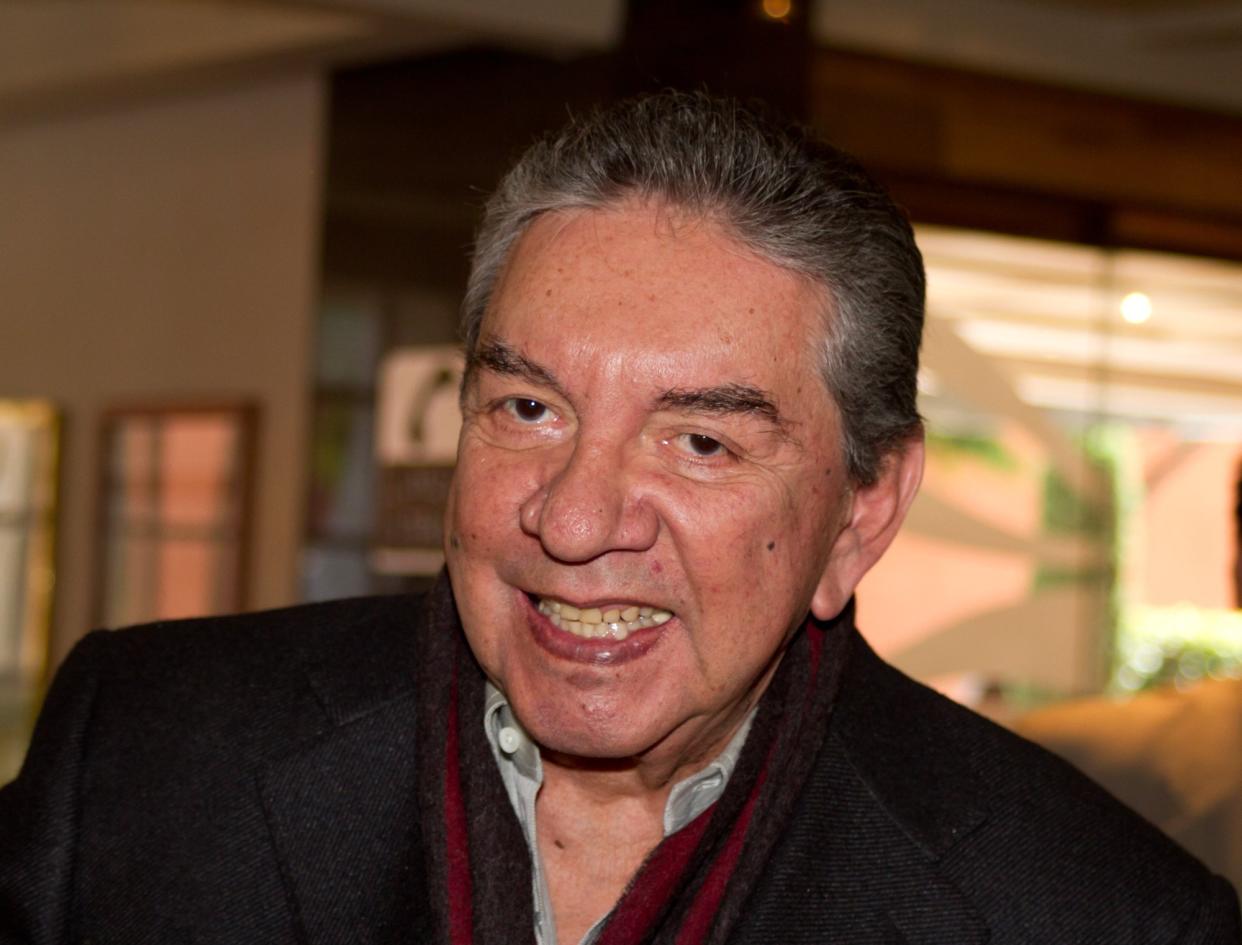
left=729, top=731, right=990, bottom=945
left=820, top=734, right=991, bottom=945
left=729, top=615, right=993, bottom=945
left=257, top=692, right=433, bottom=945
left=256, top=590, right=442, bottom=945
left=817, top=622, right=994, bottom=944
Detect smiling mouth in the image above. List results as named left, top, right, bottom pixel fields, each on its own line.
left=535, top=595, right=673, bottom=642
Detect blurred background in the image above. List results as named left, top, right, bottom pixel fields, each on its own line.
left=1, top=0, right=1241, bottom=884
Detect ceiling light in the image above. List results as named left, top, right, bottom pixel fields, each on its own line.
left=1120, top=291, right=1152, bottom=325
left=761, top=0, right=792, bottom=20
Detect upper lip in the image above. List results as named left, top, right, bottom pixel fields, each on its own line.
left=525, top=589, right=672, bottom=612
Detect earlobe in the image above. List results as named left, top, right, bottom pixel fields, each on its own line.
left=809, top=436, right=925, bottom=621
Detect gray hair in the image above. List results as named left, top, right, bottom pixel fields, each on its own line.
left=462, top=91, right=924, bottom=486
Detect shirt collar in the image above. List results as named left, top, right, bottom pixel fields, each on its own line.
left=483, top=681, right=755, bottom=837
left=484, top=682, right=543, bottom=779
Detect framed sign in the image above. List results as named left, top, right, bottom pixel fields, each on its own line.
left=0, top=399, right=59, bottom=781
left=372, top=346, right=464, bottom=576
left=95, top=403, right=256, bottom=628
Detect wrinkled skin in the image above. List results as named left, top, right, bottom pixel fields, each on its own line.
left=445, top=200, right=922, bottom=784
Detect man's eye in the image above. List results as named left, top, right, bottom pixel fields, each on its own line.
left=679, top=433, right=728, bottom=458
left=503, top=398, right=552, bottom=424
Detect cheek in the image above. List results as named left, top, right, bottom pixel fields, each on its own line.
left=447, top=448, right=510, bottom=551
left=448, top=439, right=550, bottom=558
left=669, top=476, right=836, bottom=619
left=660, top=482, right=781, bottom=590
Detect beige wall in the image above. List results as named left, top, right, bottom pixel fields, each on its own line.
left=0, top=74, right=325, bottom=667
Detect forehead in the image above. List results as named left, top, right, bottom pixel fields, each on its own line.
left=482, top=202, right=828, bottom=394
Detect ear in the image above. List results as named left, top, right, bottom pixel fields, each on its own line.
left=810, top=434, right=924, bottom=621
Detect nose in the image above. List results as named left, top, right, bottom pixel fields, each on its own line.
left=520, top=441, right=659, bottom=562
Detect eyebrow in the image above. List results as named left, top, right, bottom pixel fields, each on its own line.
left=469, top=337, right=791, bottom=434
left=655, top=384, right=788, bottom=432
left=467, top=338, right=567, bottom=399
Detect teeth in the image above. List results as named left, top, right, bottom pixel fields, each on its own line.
left=537, top=596, right=674, bottom=641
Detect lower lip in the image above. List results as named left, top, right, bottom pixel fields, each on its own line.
left=521, top=592, right=669, bottom=666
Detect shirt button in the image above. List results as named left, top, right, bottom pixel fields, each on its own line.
left=498, top=726, right=522, bottom=754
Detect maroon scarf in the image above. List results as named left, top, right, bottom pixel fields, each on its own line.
left=416, top=580, right=851, bottom=945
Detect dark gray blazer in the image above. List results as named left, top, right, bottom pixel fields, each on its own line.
left=1, top=590, right=1238, bottom=943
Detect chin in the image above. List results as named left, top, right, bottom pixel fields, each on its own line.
left=517, top=693, right=668, bottom=762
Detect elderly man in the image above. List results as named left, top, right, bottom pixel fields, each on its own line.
left=1, top=93, right=1237, bottom=944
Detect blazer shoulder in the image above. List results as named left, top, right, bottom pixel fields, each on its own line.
left=88, top=593, right=424, bottom=683
left=49, top=594, right=428, bottom=755
left=832, top=627, right=1239, bottom=941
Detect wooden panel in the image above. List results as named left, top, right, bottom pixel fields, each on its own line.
left=811, top=49, right=1242, bottom=219
left=323, top=44, right=1242, bottom=284
left=1111, top=207, right=1242, bottom=261
left=619, top=0, right=813, bottom=116
left=880, top=174, right=1108, bottom=245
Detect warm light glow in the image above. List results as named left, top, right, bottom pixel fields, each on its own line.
left=1121, top=291, right=1153, bottom=324
left=762, top=0, right=792, bottom=20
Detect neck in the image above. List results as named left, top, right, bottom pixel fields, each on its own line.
left=541, top=677, right=765, bottom=805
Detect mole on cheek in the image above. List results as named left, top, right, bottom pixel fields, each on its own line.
left=766, top=541, right=776, bottom=552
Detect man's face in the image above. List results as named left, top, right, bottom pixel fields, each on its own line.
left=445, top=201, right=855, bottom=770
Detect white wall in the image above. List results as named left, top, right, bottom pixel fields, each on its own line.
left=0, top=74, right=325, bottom=667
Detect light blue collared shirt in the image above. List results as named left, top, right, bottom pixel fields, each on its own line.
left=483, top=684, right=755, bottom=945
